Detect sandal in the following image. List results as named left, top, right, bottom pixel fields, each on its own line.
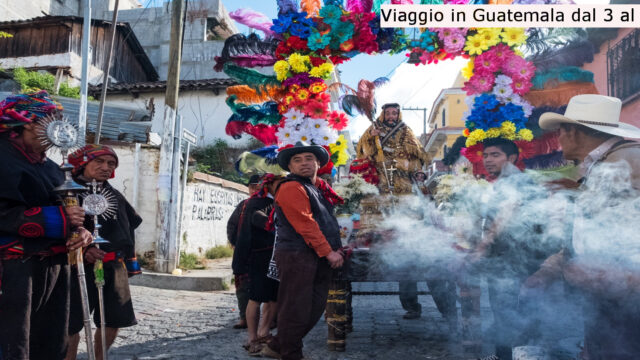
left=255, top=334, right=273, bottom=344
left=248, top=342, right=264, bottom=356
left=242, top=342, right=250, bottom=351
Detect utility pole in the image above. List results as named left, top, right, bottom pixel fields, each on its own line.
left=156, top=0, right=186, bottom=273
left=95, top=0, right=120, bottom=144
left=78, top=0, right=92, bottom=146
left=402, top=106, right=428, bottom=135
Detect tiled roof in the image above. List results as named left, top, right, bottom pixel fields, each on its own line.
left=88, top=78, right=238, bottom=96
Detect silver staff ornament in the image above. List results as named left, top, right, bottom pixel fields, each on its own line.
left=39, top=113, right=96, bottom=360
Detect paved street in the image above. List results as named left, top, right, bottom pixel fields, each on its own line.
left=75, top=282, right=583, bottom=360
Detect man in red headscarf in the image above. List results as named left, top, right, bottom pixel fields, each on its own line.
left=0, top=91, right=92, bottom=360
left=65, top=144, right=142, bottom=360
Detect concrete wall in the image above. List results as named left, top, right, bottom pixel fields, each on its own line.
left=179, top=172, right=248, bottom=255
left=582, top=28, right=640, bottom=128
left=0, top=52, right=105, bottom=86
left=104, top=89, right=245, bottom=146
left=103, top=0, right=238, bottom=81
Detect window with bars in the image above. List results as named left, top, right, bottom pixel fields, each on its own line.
left=608, top=29, right=640, bottom=102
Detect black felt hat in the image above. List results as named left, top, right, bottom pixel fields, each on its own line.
left=276, top=141, right=329, bottom=172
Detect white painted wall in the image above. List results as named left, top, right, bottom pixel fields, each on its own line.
left=48, top=145, right=247, bottom=258
left=104, top=90, right=247, bottom=146
left=180, top=173, right=248, bottom=254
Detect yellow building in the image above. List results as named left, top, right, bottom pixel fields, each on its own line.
left=422, top=74, right=468, bottom=161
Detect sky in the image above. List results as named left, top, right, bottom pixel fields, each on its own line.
left=145, top=0, right=611, bottom=138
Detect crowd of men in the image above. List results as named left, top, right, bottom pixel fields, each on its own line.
left=228, top=95, right=640, bottom=360
left=1, top=89, right=638, bottom=360
left=0, top=91, right=141, bottom=360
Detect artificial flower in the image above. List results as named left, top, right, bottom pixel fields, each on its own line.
left=304, top=100, right=329, bottom=118
left=486, top=127, right=501, bottom=138
left=295, top=88, right=310, bottom=101
left=327, top=111, right=349, bottom=131
left=276, top=126, right=296, bottom=145
left=461, top=143, right=484, bottom=164
left=319, top=5, right=342, bottom=24
left=286, top=36, right=308, bottom=51
left=333, top=22, right=355, bottom=43
left=465, top=72, right=495, bottom=94
left=500, top=121, right=517, bottom=140
left=477, top=28, right=502, bottom=48
left=283, top=109, right=306, bottom=124
left=492, top=83, right=513, bottom=99
left=330, top=134, right=348, bottom=153
left=518, top=128, right=534, bottom=141
left=307, top=31, right=331, bottom=51
left=464, top=34, right=489, bottom=56
left=290, top=23, right=312, bottom=39
left=501, top=28, right=527, bottom=47
left=288, top=53, right=310, bottom=73
left=444, top=34, right=466, bottom=54
left=487, top=43, right=515, bottom=63
left=284, top=94, right=295, bottom=105
left=466, top=129, right=487, bottom=147
left=309, top=81, right=328, bottom=94
left=474, top=51, right=500, bottom=74
left=511, top=78, right=533, bottom=96
left=494, top=74, right=513, bottom=86
left=274, top=60, right=290, bottom=81
left=339, top=39, right=355, bottom=52
left=461, top=58, right=475, bottom=80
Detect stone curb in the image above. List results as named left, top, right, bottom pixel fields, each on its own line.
left=129, top=270, right=233, bottom=291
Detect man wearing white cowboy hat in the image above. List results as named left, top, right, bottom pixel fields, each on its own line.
left=540, top=94, right=640, bottom=190
left=261, top=142, right=344, bottom=360
left=532, top=94, right=640, bottom=359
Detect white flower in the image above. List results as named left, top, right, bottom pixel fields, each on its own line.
left=312, top=128, right=338, bottom=146
left=493, top=83, right=513, bottom=100
left=495, top=74, right=513, bottom=86
left=276, top=126, right=297, bottom=146
left=509, top=95, right=534, bottom=117
left=283, top=109, right=306, bottom=127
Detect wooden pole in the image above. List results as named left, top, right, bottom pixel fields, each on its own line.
left=95, top=0, right=120, bottom=145
left=156, top=0, right=186, bottom=273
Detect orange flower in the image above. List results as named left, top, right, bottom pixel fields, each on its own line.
left=463, top=128, right=470, bottom=137
left=284, top=94, right=295, bottom=105
left=288, top=84, right=300, bottom=93
left=295, top=89, right=310, bottom=102
left=340, top=40, right=355, bottom=52
left=309, top=81, right=327, bottom=94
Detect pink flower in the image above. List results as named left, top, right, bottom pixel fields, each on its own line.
left=474, top=51, right=500, bottom=74
left=464, top=72, right=496, bottom=95
left=502, top=56, right=534, bottom=80
left=487, top=43, right=515, bottom=65
left=511, top=78, right=533, bottom=96
left=444, top=0, right=469, bottom=4
left=444, top=34, right=466, bottom=54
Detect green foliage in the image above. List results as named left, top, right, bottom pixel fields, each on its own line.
left=11, top=67, right=88, bottom=99
left=179, top=252, right=205, bottom=270
left=205, top=245, right=233, bottom=259
left=191, top=138, right=263, bottom=184
left=0, top=31, right=12, bottom=38
left=221, top=280, right=230, bottom=291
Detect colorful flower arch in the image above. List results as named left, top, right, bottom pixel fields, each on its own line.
left=217, top=0, right=593, bottom=177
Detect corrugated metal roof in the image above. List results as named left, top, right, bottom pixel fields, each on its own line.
left=88, top=78, right=237, bottom=96
left=0, top=92, right=152, bottom=143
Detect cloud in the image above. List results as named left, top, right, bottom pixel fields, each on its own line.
left=345, top=58, right=468, bottom=140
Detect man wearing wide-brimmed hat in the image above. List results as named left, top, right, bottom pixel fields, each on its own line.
left=535, top=94, right=640, bottom=359
left=0, top=91, right=92, bottom=360
left=261, top=142, right=344, bottom=360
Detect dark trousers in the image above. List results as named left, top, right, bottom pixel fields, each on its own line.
left=269, top=248, right=331, bottom=360
left=399, top=280, right=457, bottom=318
left=235, top=274, right=250, bottom=320
left=487, top=276, right=525, bottom=360
left=0, top=254, right=70, bottom=360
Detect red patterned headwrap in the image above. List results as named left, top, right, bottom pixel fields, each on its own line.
left=68, top=144, right=119, bottom=178
left=251, top=173, right=284, bottom=199
left=0, top=90, right=62, bottom=133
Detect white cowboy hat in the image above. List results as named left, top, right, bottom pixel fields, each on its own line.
left=539, top=94, right=640, bottom=139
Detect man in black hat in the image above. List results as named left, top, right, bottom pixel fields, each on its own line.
left=261, top=142, right=344, bottom=360
left=227, top=174, right=261, bottom=329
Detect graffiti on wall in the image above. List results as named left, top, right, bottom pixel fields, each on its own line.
left=190, top=185, right=247, bottom=221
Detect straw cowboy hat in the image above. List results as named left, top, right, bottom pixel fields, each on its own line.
left=277, top=141, right=329, bottom=172
left=539, top=94, right=640, bottom=139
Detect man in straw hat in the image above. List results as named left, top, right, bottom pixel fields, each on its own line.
left=261, top=142, right=344, bottom=360
left=65, top=144, right=142, bottom=360
left=0, top=91, right=92, bottom=359
left=529, top=94, right=640, bottom=359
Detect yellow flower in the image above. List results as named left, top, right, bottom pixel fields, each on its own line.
left=309, top=62, right=335, bottom=79
left=465, top=129, right=486, bottom=147
left=274, top=60, right=290, bottom=81
left=501, top=28, right=527, bottom=47
left=477, top=28, right=502, bottom=48
left=330, top=135, right=348, bottom=153
left=334, top=150, right=349, bottom=166
left=461, top=58, right=475, bottom=80
left=288, top=53, right=310, bottom=73
left=464, top=34, right=489, bottom=56
left=518, top=128, right=534, bottom=141
left=486, top=127, right=501, bottom=138
left=500, top=121, right=517, bottom=140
